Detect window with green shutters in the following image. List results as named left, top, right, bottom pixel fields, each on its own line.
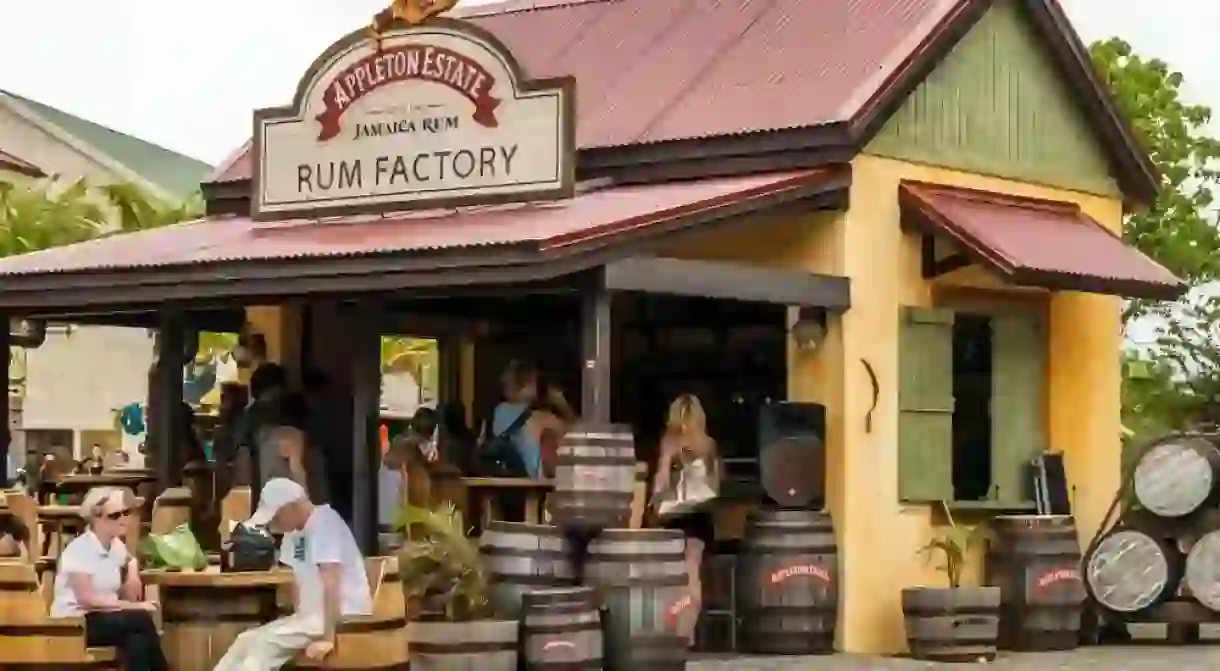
left=898, top=308, right=955, bottom=501
left=989, top=313, right=1048, bottom=505
left=898, top=307, right=1047, bottom=505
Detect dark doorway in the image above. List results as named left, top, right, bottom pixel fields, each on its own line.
left=952, top=313, right=992, bottom=501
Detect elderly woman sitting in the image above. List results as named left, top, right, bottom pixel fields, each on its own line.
left=51, top=487, right=167, bottom=671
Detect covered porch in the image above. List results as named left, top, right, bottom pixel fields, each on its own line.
left=0, top=166, right=851, bottom=552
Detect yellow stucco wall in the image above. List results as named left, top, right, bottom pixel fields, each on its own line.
left=659, top=155, right=1123, bottom=654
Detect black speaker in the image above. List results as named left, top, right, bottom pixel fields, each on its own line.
left=758, top=402, right=826, bottom=507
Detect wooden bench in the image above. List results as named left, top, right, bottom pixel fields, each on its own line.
left=290, top=556, right=409, bottom=669
left=0, top=561, right=118, bottom=669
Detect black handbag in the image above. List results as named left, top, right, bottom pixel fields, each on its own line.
left=226, top=523, right=278, bottom=572
left=473, top=408, right=533, bottom=478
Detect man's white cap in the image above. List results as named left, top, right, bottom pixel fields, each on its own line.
left=247, top=478, right=307, bottom=527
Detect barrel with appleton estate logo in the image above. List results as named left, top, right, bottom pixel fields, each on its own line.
left=584, top=529, right=688, bottom=670
left=549, top=424, right=637, bottom=533
left=521, top=586, right=604, bottom=670
left=986, top=515, right=1085, bottom=651
left=736, top=508, right=839, bottom=654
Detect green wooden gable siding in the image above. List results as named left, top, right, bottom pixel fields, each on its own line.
left=898, top=307, right=955, bottom=502
left=865, top=0, right=1121, bottom=197
left=990, top=313, right=1048, bottom=505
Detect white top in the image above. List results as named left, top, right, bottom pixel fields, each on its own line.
left=377, top=465, right=403, bottom=530
left=51, top=530, right=129, bottom=617
left=280, top=505, right=373, bottom=617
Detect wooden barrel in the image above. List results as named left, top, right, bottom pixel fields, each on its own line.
left=584, top=529, right=688, bottom=671
left=408, top=618, right=518, bottom=671
left=736, top=508, right=838, bottom=655
left=159, top=583, right=282, bottom=671
left=549, top=425, right=636, bottom=532
left=1133, top=435, right=1220, bottom=517
left=291, top=613, right=410, bottom=670
left=902, top=587, right=1000, bottom=662
left=1185, top=529, right=1220, bottom=611
left=1085, top=528, right=1180, bottom=613
left=479, top=521, right=576, bottom=618
left=521, top=586, right=604, bottom=670
left=986, top=515, right=1084, bottom=651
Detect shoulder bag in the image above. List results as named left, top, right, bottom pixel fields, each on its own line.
left=654, top=455, right=720, bottom=520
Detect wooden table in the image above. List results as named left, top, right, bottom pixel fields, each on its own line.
left=55, top=472, right=154, bottom=499
left=461, top=477, right=554, bottom=526
left=142, top=568, right=293, bottom=671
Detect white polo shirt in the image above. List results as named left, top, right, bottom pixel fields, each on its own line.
left=51, top=530, right=129, bottom=617
left=279, top=505, right=372, bottom=617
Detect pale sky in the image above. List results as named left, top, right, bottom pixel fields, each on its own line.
left=1, top=0, right=1217, bottom=167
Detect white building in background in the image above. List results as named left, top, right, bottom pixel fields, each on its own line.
left=0, top=90, right=212, bottom=462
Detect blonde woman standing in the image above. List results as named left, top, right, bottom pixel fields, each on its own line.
left=51, top=486, right=167, bottom=671
left=653, top=394, right=719, bottom=645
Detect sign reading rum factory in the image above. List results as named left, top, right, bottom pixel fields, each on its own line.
left=252, top=14, right=575, bottom=220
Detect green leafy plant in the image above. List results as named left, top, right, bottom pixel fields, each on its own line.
left=395, top=503, right=492, bottom=621
left=918, top=502, right=992, bottom=589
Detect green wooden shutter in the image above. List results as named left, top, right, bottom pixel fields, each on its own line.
left=990, top=313, right=1047, bottom=505
left=899, top=307, right=955, bottom=502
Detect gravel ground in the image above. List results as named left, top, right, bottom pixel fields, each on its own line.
left=689, top=646, right=1220, bottom=670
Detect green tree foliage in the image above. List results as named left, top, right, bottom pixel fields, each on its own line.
left=1091, top=39, right=1220, bottom=437
left=1091, top=38, right=1220, bottom=324
left=0, top=179, right=106, bottom=255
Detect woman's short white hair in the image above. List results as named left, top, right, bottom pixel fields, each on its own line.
left=79, top=487, right=123, bottom=521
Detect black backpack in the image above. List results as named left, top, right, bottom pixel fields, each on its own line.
left=473, top=408, right=533, bottom=478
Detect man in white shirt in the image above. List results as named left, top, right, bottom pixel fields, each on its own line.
left=214, top=478, right=372, bottom=670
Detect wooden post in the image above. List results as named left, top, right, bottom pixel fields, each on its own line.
left=580, top=287, right=612, bottom=424
left=0, top=317, right=10, bottom=487
left=147, top=311, right=187, bottom=497
left=305, top=301, right=382, bottom=554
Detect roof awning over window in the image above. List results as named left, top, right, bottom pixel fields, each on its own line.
left=899, top=181, right=1185, bottom=301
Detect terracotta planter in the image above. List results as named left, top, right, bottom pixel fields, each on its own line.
left=407, top=618, right=517, bottom=671
left=903, top=586, right=1000, bottom=662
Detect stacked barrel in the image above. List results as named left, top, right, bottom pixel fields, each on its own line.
left=480, top=423, right=687, bottom=671
left=1084, top=433, right=1220, bottom=625
left=736, top=430, right=840, bottom=655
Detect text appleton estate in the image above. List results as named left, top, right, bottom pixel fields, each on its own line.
left=297, top=145, right=519, bottom=193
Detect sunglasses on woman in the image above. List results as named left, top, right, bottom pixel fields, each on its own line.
left=103, top=508, right=132, bottom=521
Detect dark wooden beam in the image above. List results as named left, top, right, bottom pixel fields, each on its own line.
left=0, top=318, right=9, bottom=487
left=580, top=284, right=612, bottom=424
left=148, top=311, right=187, bottom=496
left=601, top=256, right=851, bottom=309
left=920, top=236, right=973, bottom=279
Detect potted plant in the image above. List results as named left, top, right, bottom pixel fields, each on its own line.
left=398, top=504, right=518, bottom=671
left=902, top=502, right=1000, bottom=663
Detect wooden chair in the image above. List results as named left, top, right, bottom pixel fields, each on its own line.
left=150, top=487, right=192, bottom=535
left=0, top=490, right=38, bottom=562
left=292, top=556, right=409, bottom=669
left=0, top=561, right=118, bottom=669
left=219, top=486, right=251, bottom=546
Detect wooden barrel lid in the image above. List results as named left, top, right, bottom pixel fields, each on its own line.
left=759, top=435, right=824, bottom=507
left=1085, top=529, right=1172, bottom=613
left=1186, top=530, right=1220, bottom=611
left=1133, top=436, right=1219, bottom=518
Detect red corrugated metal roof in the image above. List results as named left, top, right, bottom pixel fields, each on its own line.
left=210, top=0, right=963, bottom=184
left=899, top=181, right=1185, bottom=300
left=0, top=169, right=839, bottom=276
left=0, top=149, right=45, bottom=178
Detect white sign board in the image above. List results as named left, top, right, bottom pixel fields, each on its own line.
left=252, top=19, right=575, bottom=220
